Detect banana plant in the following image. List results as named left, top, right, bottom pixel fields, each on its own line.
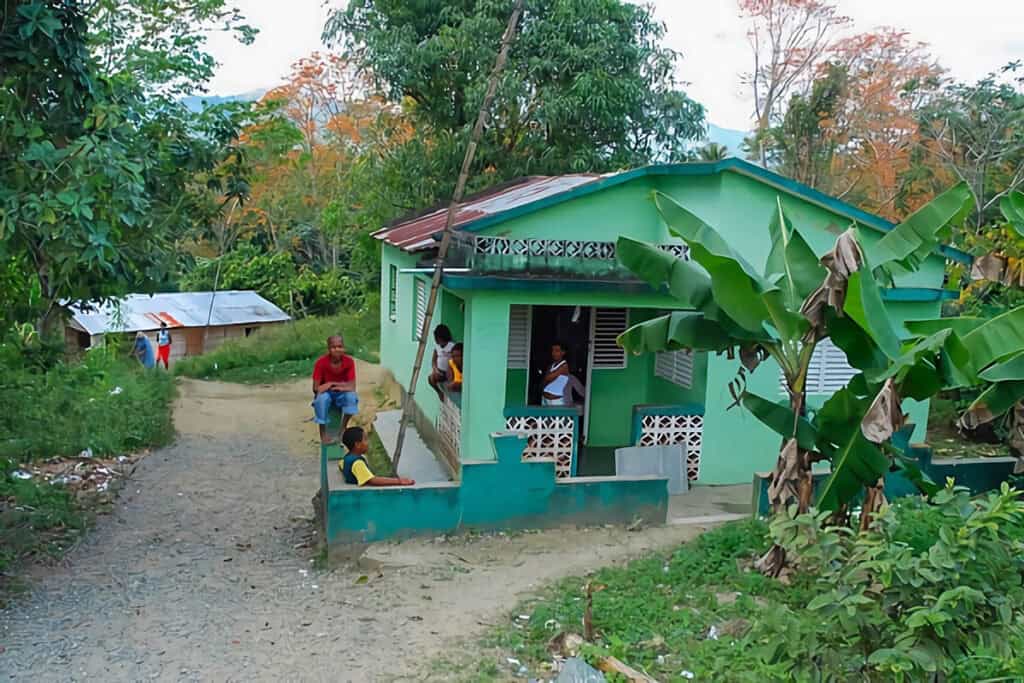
left=614, top=181, right=1015, bottom=575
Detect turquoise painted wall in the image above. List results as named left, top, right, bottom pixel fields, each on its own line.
left=324, top=432, right=668, bottom=545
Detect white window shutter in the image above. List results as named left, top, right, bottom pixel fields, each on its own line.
left=507, top=305, right=531, bottom=369
left=780, top=338, right=857, bottom=395
left=591, top=308, right=628, bottom=369
left=655, top=350, right=693, bottom=388
left=414, top=279, right=428, bottom=341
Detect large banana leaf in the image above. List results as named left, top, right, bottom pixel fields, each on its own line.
left=818, top=431, right=889, bottom=512
left=654, top=193, right=774, bottom=333
left=844, top=269, right=902, bottom=359
left=766, top=198, right=826, bottom=308
left=813, top=386, right=889, bottom=511
left=1001, top=191, right=1024, bottom=238
left=740, top=392, right=819, bottom=452
left=868, top=329, right=974, bottom=389
left=827, top=315, right=890, bottom=376
left=617, top=311, right=740, bottom=354
left=866, top=182, right=972, bottom=270
left=980, top=352, right=1024, bottom=382
left=960, top=305, right=1024, bottom=370
left=961, top=380, right=1024, bottom=427
left=617, top=237, right=714, bottom=308
left=905, top=317, right=986, bottom=339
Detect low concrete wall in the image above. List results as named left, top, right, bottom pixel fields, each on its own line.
left=751, top=443, right=1018, bottom=517
left=324, top=432, right=668, bottom=546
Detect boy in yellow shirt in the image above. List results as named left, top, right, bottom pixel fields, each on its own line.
left=340, top=427, right=414, bottom=487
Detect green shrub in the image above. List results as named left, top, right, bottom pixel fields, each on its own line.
left=491, top=491, right=1024, bottom=682
left=174, top=306, right=379, bottom=383
left=768, top=484, right=1024, bottom=680
left=0, top=342, right=176, bottom=461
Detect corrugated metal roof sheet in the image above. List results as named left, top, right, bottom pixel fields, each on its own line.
left=68, top=291, right=291, bottom=336
left=373, top=174, right=602, bottom=252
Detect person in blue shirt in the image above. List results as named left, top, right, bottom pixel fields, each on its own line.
left=132, top=332, right=155, bottom=369
left=340, top=427, right=414, bottom=487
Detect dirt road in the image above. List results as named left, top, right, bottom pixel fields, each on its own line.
left=0, top=370, right=706, bottom=682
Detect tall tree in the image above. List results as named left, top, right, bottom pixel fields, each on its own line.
left=738, top=0, right=849, bottom=163
left=765, top=62, right=846, bottom=188
left=0, top=0, right=252, bottom=333
left=323, top=0, right=706, bottom=176
left=824, top=29, right=946, bottom=220
left=919, top=62, right=1024, bottom=231
left=84, top=0, right=256, bottom=95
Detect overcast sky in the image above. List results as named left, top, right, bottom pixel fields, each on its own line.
left=204, top=0, right=1024, bottom=131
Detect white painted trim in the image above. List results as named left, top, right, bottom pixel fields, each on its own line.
left=583, top=308, right=596, bottom=442
left=398, top=267, right=470, bottom=274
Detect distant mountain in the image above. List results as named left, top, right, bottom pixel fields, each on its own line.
left=181, top=88, right=268, bottom=113
left=704, top=123, right=749, bottom=156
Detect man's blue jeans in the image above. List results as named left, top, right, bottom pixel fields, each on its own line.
left=312, top=390, right=359, bottom=424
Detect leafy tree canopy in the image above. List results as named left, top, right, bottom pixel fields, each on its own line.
left=323, top=0, right=706, bottom=175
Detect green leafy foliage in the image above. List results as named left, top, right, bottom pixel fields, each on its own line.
left=180, top=244, right=365, bottom=318
left=326, top=0, right=706, bottom=171
left=488, top=492, right=1024, bottom=681
left=0, top=342, right=176, bottom=462
left=0, top=0, right=256, bottom=332
left=771, top=484, right=1024, bottom=679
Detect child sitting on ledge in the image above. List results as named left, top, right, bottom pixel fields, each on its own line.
left=340, top=427, right=415, bottom=487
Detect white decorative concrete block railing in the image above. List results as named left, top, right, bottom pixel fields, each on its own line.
left=635, top=411, right=704, bottom=482
left=504, top=411, right=578, bottom=479
left=464, top=235, right=690, bottom=261
left=438, top=397, right=461, bottom=463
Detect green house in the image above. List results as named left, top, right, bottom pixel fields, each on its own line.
left=376, top=158, right=964, bottom=484
left=320, top=158, right=966, bottom=548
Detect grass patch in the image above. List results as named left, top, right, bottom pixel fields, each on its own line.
left=0, top=463, right=89, bottom=583
left=482, top=503, right=1024, bottom=682
left=0, top=343, right=175, bottom=588
left=175, top=307, right=379, bottom=384
left=0, top=347, right=176, bottom=462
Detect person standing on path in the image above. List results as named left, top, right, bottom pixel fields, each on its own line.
left=132, top=332, right=155, bottom=369
left=156, top=322, right=172, bottom=369
left=312, top=335, right=359, bottom=445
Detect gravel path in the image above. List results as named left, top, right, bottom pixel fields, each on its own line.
left=0, top=377, right=707, bottom=682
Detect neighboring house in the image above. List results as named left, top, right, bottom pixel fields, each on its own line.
left=65, top=291, right=290, bottom=365
left=375, top=158, right=967, bottom=487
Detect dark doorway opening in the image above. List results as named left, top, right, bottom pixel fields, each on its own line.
left=527, top=306, right=590, bottom=407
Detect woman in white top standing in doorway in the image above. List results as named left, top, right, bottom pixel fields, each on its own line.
left=541, top=342, right=570, bottom=406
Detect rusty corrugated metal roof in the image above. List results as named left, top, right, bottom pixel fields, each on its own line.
left=373, top=174, right=602, bottom=252
left=68, top=291, right=291, bottom=335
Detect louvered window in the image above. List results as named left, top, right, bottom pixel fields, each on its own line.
left=507, top=305, right=531, bottom=369
left=591, top=308, right=628, bottom=369
left=388, top=265, right=398, bottom=322
left=414, top=278, right=428, bottom=341
left=780, top=338, right=857, bottom=395
left=655, top=350, right=693, bottom=388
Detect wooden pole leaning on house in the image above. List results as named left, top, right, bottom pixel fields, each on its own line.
left=392, top=0, right=525, bottom=473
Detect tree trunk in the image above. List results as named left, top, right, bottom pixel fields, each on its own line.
left=756, top=390, right=814, bottom=577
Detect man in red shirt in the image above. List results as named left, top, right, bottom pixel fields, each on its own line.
left=312, top=335, right=359, bottom=444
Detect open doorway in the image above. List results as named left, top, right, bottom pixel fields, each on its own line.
left=526, top=306, right=590, bottom=407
